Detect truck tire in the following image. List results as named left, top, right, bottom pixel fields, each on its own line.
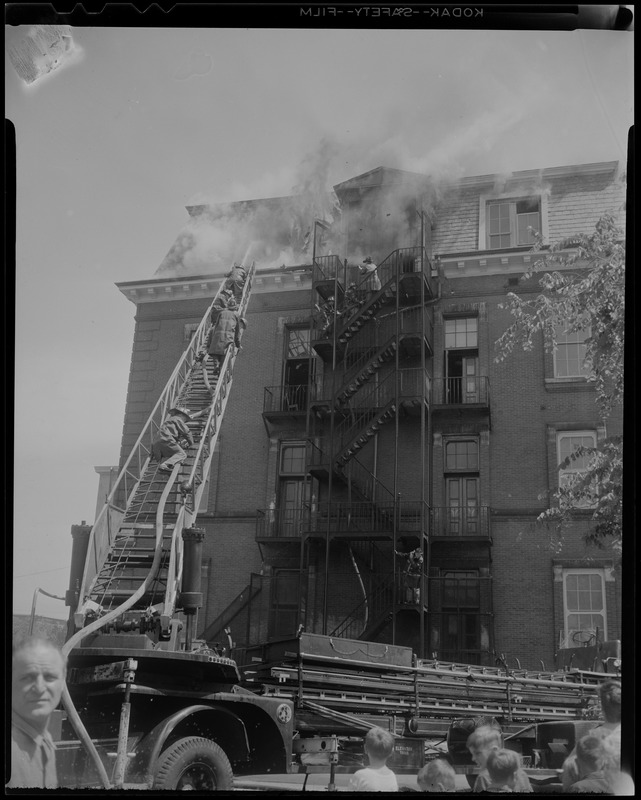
left=153, top=736, right=233, bottom=790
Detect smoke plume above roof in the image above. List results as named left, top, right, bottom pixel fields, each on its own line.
left=154, top=83, right=547, bottom=279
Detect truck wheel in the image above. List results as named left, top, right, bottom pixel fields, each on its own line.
left=153, top=737, right=233, bottom=790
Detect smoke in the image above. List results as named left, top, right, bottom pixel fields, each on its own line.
left=155, top=88, right=548, bottom=278
left=156, top=137, right=344, bottom=276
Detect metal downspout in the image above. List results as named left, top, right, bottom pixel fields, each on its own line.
left=392, top=255, right=400, bottom=646
left=419, top=232, right=427, bottom=659
left=322, top=259, right=340, bottom=634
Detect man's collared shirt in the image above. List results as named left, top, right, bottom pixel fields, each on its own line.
left=8, top=713, right=58, bottom=789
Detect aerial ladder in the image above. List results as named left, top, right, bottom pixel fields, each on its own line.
left=55, top=264, right=297, bottom=791
left=69, top=263, right=255, bottom=647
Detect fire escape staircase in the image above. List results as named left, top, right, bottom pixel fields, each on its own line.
left=70, top=265, right=255, bottom=642
left=312, top=248, right=433, bottom=478
left=331, top=541, right=396, bottom=641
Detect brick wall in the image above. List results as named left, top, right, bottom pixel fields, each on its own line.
left=115, top=162, right=624, bottom=665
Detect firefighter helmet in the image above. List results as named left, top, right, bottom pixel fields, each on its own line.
left=363, top=256, right=373, bottom=264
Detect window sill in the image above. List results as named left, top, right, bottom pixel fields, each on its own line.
left=545, top=378, right=594, bottom=392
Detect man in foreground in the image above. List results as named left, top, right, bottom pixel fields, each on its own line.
left=8, top=637, right=66, bottom=789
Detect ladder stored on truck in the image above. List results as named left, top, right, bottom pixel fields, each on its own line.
left=70, top=264, right=255, bottom=645
left=241, top=633, right=605, bottom=740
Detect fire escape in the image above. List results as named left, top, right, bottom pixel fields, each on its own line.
left=254, top=247, right=435, bottom=657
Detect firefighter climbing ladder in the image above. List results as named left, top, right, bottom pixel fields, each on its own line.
left=70, top=263, right=255, bottom=644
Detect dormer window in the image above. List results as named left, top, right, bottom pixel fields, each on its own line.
left=478, top=191, right=548, bottom=251
left=487, top=197, right=540, bottom=249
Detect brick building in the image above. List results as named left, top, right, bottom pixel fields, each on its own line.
left=111, top=160, right=625, bottom=671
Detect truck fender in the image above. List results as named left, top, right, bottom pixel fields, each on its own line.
left=129, top=704, right=250, bottom=786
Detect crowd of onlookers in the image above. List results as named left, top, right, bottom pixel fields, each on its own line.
left=347, top=678, right=631, bottom=794
left=7, top=637, right=632, bottom=792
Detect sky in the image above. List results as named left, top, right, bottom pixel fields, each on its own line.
left=6, top=22, right=633, bottom=620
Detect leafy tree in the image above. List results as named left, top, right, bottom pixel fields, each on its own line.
left=494, top=215, right=625, bottom=550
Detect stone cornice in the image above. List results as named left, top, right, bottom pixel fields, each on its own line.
left=117, top=267, right=313, bottom=305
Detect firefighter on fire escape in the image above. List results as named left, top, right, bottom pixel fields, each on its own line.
left=359, top=256, right=381, bottom=299
left=395, top=547, right=424, bottom=605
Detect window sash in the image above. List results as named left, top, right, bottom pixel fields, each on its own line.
left=562, top=569, right=607, bottom=642
left=556, top=431, right=597, bottom=476
left=286, top=327, right=312, bottom=358
left=445, top=439, right=479, bottom=471
left=553, top=324, right=590, bottom=377
left=279, top=441, right=308, bottom=475
left=444, top=317, right=478, bottom=349
left=486, top=199, right=540, bottom=249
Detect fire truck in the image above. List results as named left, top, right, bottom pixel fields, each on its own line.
left=57, top=262, right=619, bottom=791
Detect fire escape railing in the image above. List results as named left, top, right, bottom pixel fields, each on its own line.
left=430, top=506, right=491, bottom=538
left=432, top=376, right=490, bottom=406
left=264, top=383, right=316, bottom=413
left=257, top=500, right=430, bottom=540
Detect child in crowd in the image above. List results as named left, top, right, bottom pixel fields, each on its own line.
left=485, top=749, right=521, bottom=793
left=567, top=734, right=614, bottom=794
left=466, top=726, right=532, bottom=793
left=348, top=726, right=398, bottom=792
left=417, top=758, right=456, bottom=792
left=562, top=679, right=622, bottom=792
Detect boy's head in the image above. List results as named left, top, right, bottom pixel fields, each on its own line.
left=598, top=679, right=621, bottom=724
left=466, top=725, right=503, bottom=768
left=364, top=726, right=395, bottom=763
left=575, top=734, right=605, bottom=777
left=417, top=758, right=456, bottom=792
left=486, top=748, right=520, bottom=789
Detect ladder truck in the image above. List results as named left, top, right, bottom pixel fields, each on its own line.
left=58, top=264, right=298, bottom=790
left=56, top=262, right=618, bottom=792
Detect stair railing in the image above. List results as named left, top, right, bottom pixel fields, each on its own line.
left=330, top=573, right=395, bottom=639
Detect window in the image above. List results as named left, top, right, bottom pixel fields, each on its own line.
left=443, top=318, right=480, bottom=404
left=444, top=317, right=478, bottom=349
left=553, top=323, right=590, bottom=378
left=282, top=326, right=315, bottom=410
left=444, top=438, right=480, bottom=535
left=445, top=440, right=479, bottom=471
left=269, top=569, right=301, bottom=638
left=280, top=441, right=308, bottom=475
left=556, top=431, right=597, bottom=508
left=184, top=322, right=200, bottom=341
left=278, top=441, right=311, bottom=537
left=486, top=197, right=540, bottom=249
left=557, top=431, right=596, bottom=487
left=287, top=327, right=312, bottom=358
left=562, top=569, right=607, bottom=645
left=438, top=570, right=482, bottom=662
